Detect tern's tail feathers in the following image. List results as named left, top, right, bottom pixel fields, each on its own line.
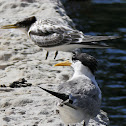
left=38, top=86, right=69, bottom=101
left=82, top=35, right=119, bottom=42
left=70, top=41, right=111, bottom=49
left=80, top=41, right=111, bottom=48
left=70, top=35, right=119, bottom=49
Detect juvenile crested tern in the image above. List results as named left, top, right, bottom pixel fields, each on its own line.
left=1, top=16, right=118, bottom=59
left=39, top=52, right=101, bottom=126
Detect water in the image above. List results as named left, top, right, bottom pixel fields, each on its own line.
left=64, top=0, right=126, bottom=126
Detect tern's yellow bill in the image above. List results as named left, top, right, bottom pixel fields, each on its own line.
left=54, top=60, right=72, bottom=66
left=1, top=24, right=18, bottom=29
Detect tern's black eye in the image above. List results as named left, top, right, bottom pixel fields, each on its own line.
left=69, top=99, right=73, bottom=104
left=72, top=54, right=77, bottom=61
left=15, top=21, right=25, bottom=27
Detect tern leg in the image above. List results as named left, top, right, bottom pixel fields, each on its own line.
left=83, top=121, right=86, bottom=126
left=45, top=51, right=49, bottom=60
left=54, top=50, right=58, bottom=59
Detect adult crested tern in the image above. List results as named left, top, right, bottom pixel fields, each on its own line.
left=39, top=52, right=101, bottom=126
left=1, top=16, right=118, bottom=59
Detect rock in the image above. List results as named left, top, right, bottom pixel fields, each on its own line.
left=0, top=0, right=109, bottom=126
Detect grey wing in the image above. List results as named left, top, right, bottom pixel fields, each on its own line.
left=58, top=78, right=97, bottom=95
left=58, top=78, right=101, bottom=108
left=58, top=79, right=101, bottom=117
left=58, top=80, right=78, bottom=94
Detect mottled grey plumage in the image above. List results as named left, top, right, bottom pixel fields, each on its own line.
left=1, top=16, right=119, bottom=59
left=28, top=18, right=117, bottom=50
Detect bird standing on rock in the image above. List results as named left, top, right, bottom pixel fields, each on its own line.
left=39, top=52, right=101, bottom=126
left=1, top=16, right=118, bottom=59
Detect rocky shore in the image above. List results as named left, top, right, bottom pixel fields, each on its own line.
left=0, top=0, right=109, bottom=125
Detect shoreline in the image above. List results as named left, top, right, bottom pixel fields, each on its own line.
left=0, top=0, right=109, bottom=125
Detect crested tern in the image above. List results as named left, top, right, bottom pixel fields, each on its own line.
left=39, top=52, right=101, bottom=126
left=1, top=16, right=118, bottom=59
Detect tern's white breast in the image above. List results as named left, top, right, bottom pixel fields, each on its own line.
left=58, top=105, right=86, bottom=124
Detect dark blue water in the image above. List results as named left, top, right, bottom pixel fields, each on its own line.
left=64, top=0, right=126, bottom=126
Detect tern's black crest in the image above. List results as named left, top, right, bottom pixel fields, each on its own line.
left=15, top=16, right=36, bottom=29
left=72, top=52, right=98, bottom=74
